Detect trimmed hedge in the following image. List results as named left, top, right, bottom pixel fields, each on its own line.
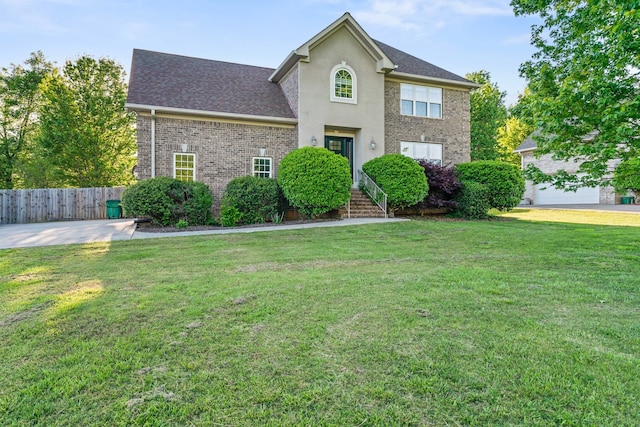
left=223, top=176, right=282, bottom=224
left=453, top=180, right=491, bottom=219
left=121, top=177, right=213, bottom=226
left=278, top=147, right=352, bottom=218
left=455, top=160, right=524, bottom=211
left=362, top=154, right=429, bottom=211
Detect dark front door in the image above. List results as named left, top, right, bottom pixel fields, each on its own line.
left=325, top=136, right=354, bottom=178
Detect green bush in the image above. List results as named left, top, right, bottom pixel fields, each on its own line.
left=453, top=180, right=491, bottom=219
left=121, top=177, right=213, bottom=226
left=219, top=201, right=243, bottom=227
left=223, top=176, right=282, bottom=224
left=278, top=147, right=352, bottom=218
left=612, top=157, right=640, bottom=197
left=183, top=181, right=213, bottom=225
left=455, top=160, right=524, bottom=211
left=362, top=154, right=429, bottom=212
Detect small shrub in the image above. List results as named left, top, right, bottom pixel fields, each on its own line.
left=183, top=181, right=213, bottom=225
left=223, top=176, right=281, bottom=224
left=278, top=147, right=352, bottom=218
left=122, top=177, right=213, bottom=226
left=362, top=154, right=429, bottom=212
left=416, top=160, right=462, bottom=208
left=219, top=200, right=243, bottom=227
left=453, top=180, right=491, bottom=219
left=455, top=160, right=524, bottom=211
left=176, top=219, right=189, bottom=229
left=271, top=211, right=285, bottom=224
left=612, top=157, right=640, bottom=198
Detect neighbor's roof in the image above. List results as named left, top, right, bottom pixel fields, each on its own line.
left=126, top=49, right=296, bottom=120
left=515, top=131, right=538, bottom=152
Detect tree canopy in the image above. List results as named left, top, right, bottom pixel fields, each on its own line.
left=512, top=0, right=640, bottom=188
left=38, top=56, right=136, bottom=188
left=466, top=70, right=507, bottom=161
left=0, top=52, right=53, bottom=189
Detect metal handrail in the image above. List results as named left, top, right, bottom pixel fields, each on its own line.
left=357, top=169, right=388, bottom=218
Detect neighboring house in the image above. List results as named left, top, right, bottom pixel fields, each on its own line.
left=515, top=133, right=618, bottom=205
left=126, top=12, right=479, bottom=212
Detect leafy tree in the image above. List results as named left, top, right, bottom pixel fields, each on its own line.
left=496, top=117, right=534, bottom=166
left=612, top=157, right=640, bottom=199
left=38, top=56, right=136, bottom=187
left=466, top=70, right=507, bottom=161
left=0, top=52, right=53, bottom=189
left=512, top=0, right=640, bottom=189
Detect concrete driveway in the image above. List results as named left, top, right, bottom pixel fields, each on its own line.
left=524, top=204, right=640, bottom=213
left=0, top=219, right=136, bottom=249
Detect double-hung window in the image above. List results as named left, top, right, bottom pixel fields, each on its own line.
left=252, top=157, right=272, bottom=178
left=174, top=153, right=195, bottom=182
left=401, top=83, right=442, bottom=118
left=400, top=141, right=443, bottom=165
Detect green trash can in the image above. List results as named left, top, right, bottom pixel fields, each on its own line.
left=621, top=196, right=635, bottom=205
left=106, top=199, right=122, bottom=219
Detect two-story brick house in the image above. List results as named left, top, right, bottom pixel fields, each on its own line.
left=126, top=12, right=478, bottom=212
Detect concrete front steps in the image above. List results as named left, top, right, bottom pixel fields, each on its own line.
left=339, top=188, right=386, bottom=219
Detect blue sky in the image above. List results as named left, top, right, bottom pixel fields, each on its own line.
left=0, top=0, right=540, bottom=105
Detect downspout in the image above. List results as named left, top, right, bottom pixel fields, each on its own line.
left=151, top=109, right=156, bottom=178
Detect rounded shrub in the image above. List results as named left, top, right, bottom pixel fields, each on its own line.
left=453, top=180, right=491, bottom=219
left=278, top=147, right=352, bottom=218
left=122, top=177, right=213, bottom=226
left=362, top=154, right=429, bottom=212
left=223, top=176, right=282, bottom=224
left=455, top=160, right=524, bottom=211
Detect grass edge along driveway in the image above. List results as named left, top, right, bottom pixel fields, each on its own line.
left=1, top=210, right=639, bottom=426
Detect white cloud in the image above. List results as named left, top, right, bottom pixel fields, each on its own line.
left=354, top=0, right=512, bottom=31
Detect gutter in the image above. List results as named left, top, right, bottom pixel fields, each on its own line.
left=388, top=71, right=481, bottom=89
left=150, top=109, right=156, bottom=178
left=125, top=103, right=298, bottom=126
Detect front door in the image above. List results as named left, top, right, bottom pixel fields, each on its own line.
left=325, top=136, right=354, bottom=178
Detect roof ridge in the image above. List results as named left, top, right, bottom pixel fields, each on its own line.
left=131, top=48, right=276, bottom=72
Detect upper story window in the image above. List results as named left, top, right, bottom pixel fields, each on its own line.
left=401, top=83, right=442, bottom=119
left=330, top=63, right=357, bottom=104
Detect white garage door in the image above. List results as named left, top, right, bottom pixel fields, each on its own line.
left=535, top=185, right=600, bottom=205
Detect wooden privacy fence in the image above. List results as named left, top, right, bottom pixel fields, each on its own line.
left=0, top=187, right=126, bottom=224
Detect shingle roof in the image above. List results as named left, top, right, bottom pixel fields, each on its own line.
left=373, top=40, right=474, bottom=84
left=126, top=49, right=296, bottom=119
left=515, top=131, right=539, bottom=152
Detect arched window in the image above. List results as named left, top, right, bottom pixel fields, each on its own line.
left=330, top=63, right=357, bottom=104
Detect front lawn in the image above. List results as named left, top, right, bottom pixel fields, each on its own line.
left=1, top=211, right=639, bottom=425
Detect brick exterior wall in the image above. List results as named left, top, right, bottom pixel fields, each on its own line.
left=521, top=150, right=617, bottom=204
left=279, top=64, right=299, bottom=118
left=136, top=115, right=297, bottom=212
left=384, top=81, right=471, bottom=165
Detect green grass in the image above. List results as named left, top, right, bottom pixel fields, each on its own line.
left=1, top=211, right=639, bottom=426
